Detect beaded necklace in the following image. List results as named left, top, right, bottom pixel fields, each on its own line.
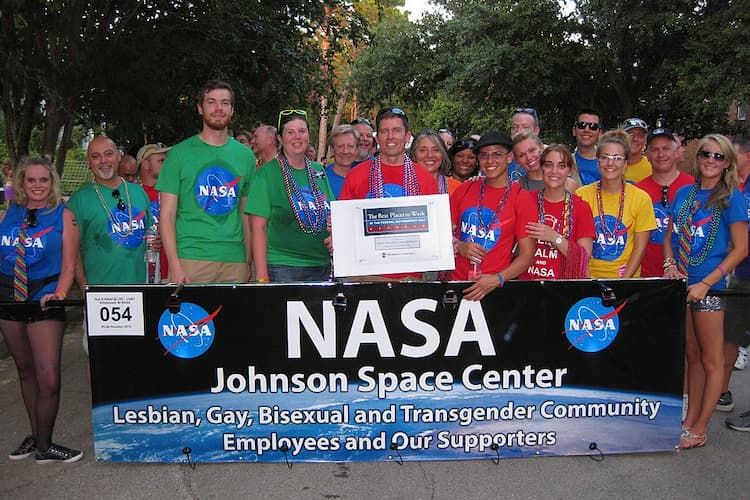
left=674, top=183, right=722, bottom=273
left=368, top=154, right=419, bottom=198
left=537, top=189, right=573, bottom=244
left=474, top=178, right=512, bottom=245
left=278, top=153, right=328, bottom=234
left=595, top=181, right=625, bottom=242
left=92, top=178, right=133, bottom=236
left=437, top=173, right=448, bottom=195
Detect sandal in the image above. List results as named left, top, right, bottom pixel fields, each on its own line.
left=679, top=430, right=707, bottom=450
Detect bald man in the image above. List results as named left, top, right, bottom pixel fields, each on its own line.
left=119, top=154, right=139, bottom=183
left=68, top=135, right=152, bottom=286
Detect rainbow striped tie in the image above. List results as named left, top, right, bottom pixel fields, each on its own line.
left=676, top=200, right=698, bottom=276
left=13, top=222, right=28, bottom=302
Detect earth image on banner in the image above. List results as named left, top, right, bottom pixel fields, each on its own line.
left=92, top=385, right=682, bottom=462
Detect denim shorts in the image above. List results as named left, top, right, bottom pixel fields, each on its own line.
left=689, top=295, right=726, bottom=312
left=267, top=264, right=331, bottom=284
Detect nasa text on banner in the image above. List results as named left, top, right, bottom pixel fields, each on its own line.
left=86, top=280, right=685, bottom=463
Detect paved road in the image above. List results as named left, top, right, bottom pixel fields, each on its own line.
left=0, top=307, right=747, bottom=500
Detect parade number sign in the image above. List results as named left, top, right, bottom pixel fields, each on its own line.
left=86, top=280, right=685, bottom=463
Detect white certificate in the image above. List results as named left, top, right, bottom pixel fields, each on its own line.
left=331, top=194, right=455, bottom=277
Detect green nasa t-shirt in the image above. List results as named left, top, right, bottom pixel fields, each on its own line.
left=156, top=135, right=255, bottom=262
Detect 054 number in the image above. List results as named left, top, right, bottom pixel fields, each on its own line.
left=100, top=306, right=132, bottom=322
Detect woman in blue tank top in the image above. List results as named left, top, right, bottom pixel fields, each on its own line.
left=0, top=156, right=82, bottom=463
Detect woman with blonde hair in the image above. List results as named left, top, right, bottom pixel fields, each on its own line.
left=0, top=156, right=81, bottom=463
left=664, top=134, right=748, bottom=449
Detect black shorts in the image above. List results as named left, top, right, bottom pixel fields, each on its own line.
left=0, top=304, right=66, bottom=324
left=724, top=276, right=750, bottom=347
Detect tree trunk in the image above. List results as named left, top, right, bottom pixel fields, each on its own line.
left=55, top=112, right=75, bottom=176
left=332, top=89, right=349, bottom=131
left=317, top=95, right=328, bottom=163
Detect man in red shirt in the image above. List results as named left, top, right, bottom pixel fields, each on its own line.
left=136, top=143, right=171, bottom=281
left=636, top=128, right=694, bottom=277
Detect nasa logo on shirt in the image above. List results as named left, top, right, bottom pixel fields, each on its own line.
left=564, top=297, right=621, bottom=353
left=650, top=203, right=671, bottom=244
left=1, top=225, right=54, bottom=266
left=149, top=199, right=160, bottom=225
left=459, top=206, right=503, bottom=251
left=158, top=302, right=221, bottom=359
left=290, top=186, right=330, bottom=227
left=592, top=215, right=630, bottom=260
left=194, top=166, right=241, bottom=215
left=687, top=208, right=712, bottom=253
left=368, top=183, right=405, bottom=198
left=108, top=208, right=146, bottom=248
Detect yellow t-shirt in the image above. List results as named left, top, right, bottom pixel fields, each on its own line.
left=624, top=156, right=652, bottom=183
left=576, top=183, right=657, bottom=278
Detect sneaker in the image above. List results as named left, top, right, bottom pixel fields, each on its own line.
left=726, top=409, right=750, bottom=432
left=734, top=346, right=748, bottom=370
left=8, top=435, right=36, bottom=460
left=34, top=443, right=83, bottom=464
left=716, top=391, right=735, bottom=412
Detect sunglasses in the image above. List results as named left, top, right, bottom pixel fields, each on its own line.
left=112, top=189, right=126, bottom=211
left=438, top=128, right=454, bottom=135
left=351, top=117, right=372, bottom=128
left=376, top=107, right=408, bottom=128
left=575, top=121, right=602, bottom=131
left=277, top=109, right=307, bottom=130
left=623, top=118, right=649, bottom=131
left=453, top=139, right=477, bottom=151
left=25, top=208, right=38, bottom=228
left=697, top=150, right=726, bottom=161
left=514, top=107, right=539, bottom=121
left=661, top=185, right=669, bottom=207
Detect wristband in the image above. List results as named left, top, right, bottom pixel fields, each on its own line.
left=256, top=277, right=270, bottom=283
left=663, top=257, right=676, bottom=269
left=700, top=279, right=712, bottom=288
left=717, top=264, right=727, bottom=277
left=496, top=273, right=505, bottom=287
left=53, top=291, right=67, bottom=299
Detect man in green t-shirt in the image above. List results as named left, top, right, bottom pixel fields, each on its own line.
left=156, top=80, right=256, bottom=283
left=69, top=136, right=152, bottom=287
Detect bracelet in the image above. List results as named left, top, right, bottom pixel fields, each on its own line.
left=53, top=291, right=67, bottom=299
left=662, top=257, right=676, bottom=269
left=496, top=273, right=505, bottom=287
left=717, top=264, right=727, bottom=277
left=256, top=277, right=270, bottom=283
left=700, top=279, right=712, bottom=287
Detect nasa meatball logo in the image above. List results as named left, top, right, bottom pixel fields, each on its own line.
left=291, top=186, right=330, bottom=227
left=564, top=297, right=622, bottom=353
left=592, top=215, right=629, bottom=261
left=459, top=207, right=502, bottom=251
left=158, top=302, right=221, bottom=359
left=108, top=208, right=146, bottom=248
left=650, top=203, right=671, bottom=244
left=194, top=166, right=241, bottom=215
left=2, top=225, right=53, bottom=266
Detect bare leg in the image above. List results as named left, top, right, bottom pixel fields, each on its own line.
left=689, top=310, right=725, bottom=436
left=0, top=319, right=38, bottom=438
left=26, top=319, right=64, bottom=451
left=683, top=309, right=703, bottom=430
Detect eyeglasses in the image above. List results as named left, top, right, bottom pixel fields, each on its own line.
left=277, top=109, right=307, bottom=130
left=623, top=118, right=649, bottom=131
left=598, top=154, right=626, bottom=165
left=478, top=151, right=509, bottom=161
left=112, top=189, right=127, bottom=211
left=25, top=208, right=38, bottom=228
left=514, top=107, right=539, bottom=121
left=351, top=117, right=372, bottom=128
left=575, top=121, right=602, bottom=131
left=697, top=150, right=726, bottom=161
left=376, top=107, right=408, bottom=128
left=660, top=185, right=669, bottom=207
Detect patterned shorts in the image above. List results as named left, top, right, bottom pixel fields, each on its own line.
left=689, top=295, right=726, bottom=312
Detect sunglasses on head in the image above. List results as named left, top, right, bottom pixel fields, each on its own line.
left=351, top=117, right=372, bottom=128
left=575, top=121, right=602, bottom=131
left=277, top=109, right=307, bottom=130
left=697, top=150, right=726, bottom=161
left=661, top=185, right=669, bottom=207
left=25, top=208, right=38, bottom=228
left=514, top=107, right=539, bottom=121
left=453, top=139, right=477, bottom=151
left=112, top=189, right=126, bottom=211
left=376, top=107, right=408, bottom=126
left=438, top=128, right=453, bottom=135
left=623, top=118, right=649, bottom=131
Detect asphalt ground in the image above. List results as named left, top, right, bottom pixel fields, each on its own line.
left=0, top=306, right=747, bottom=500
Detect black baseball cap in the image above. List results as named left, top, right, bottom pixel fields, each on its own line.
left=474, top=131, right=513, bottom=152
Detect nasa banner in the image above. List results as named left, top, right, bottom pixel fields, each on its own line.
left=86, top=280, right=685, bottom=463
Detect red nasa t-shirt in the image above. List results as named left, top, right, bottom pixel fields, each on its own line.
left=450, top=180, right=535, bottom=280
left=519, top=194, right=595, bottom=280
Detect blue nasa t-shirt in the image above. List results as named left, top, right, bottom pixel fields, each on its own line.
left=0, top=203, right=63, bottom=299
left=734, top=181, right=750, bottom=279
left=671, top=186, right=748, bottom=288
